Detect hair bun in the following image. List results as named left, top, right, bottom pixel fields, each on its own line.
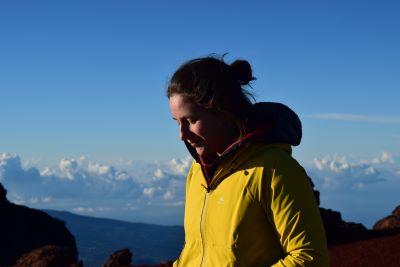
left=230, top=60, right=256, bottom=85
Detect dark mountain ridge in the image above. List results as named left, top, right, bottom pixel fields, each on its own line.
left=43, top=209, right=184, bottom=267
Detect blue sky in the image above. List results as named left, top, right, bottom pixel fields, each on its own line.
left=1, top=0, right=399, bottom=228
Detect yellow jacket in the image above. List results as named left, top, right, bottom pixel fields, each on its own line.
left=173, top=143, right=329, bottom=267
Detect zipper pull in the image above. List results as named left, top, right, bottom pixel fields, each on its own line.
left=201, top=184, right=211, bottom=193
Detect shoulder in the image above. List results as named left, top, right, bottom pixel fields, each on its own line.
left=236, top=143, right=308, bottom=187
left=187, top=159, right=200, bottom=177
left=238, top=143, right=299, bottom=168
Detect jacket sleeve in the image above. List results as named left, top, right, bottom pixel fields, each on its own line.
left=266, top=160, right=329, bottom=267
left=172, top=161, right=196, bottom=267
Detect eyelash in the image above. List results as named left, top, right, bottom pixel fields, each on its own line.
left=175, top=118, right=197, bottom=126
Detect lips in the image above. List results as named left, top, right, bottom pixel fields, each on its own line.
left=188, top=140, right=202, bottom=147
left=189, top=142, right=200, bottom=147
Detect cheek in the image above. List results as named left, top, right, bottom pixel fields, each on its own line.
left=188, top=121, right=209, bottom=140
left=191, top=123, right=204, bottom=137
left=197, top=122, right=218, bottom=141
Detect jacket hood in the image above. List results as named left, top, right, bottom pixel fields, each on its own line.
left=185, top=102, right=302, bottom=163
left=250, top=102, right=302, bottom=146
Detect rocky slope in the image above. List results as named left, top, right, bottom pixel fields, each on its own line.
left=0, top=183, right=80, bottom=266
left=373, top=205, right=400, bottom=230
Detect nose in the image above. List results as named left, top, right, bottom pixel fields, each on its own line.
left=179, top=123, right=189, bottom=141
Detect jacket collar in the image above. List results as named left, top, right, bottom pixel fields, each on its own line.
left=185, top=101, right=302, bottom=167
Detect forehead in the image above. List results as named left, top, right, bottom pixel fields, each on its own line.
left=169, top=94, right=204, bottom=118
left=169, top=94, right=200, bottom=112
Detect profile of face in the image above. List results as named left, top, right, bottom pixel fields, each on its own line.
left=169, top=94, right=237, bottom=156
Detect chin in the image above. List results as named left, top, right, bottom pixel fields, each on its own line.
left=195, top=147, right=207, bottom=156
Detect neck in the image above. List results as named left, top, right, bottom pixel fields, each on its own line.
left=216, top=128, right=239, bottom=156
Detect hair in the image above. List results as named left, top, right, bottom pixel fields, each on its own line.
left=167, top=54, right=256, bottom=137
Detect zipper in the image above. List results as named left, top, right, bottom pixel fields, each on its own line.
left=199, top=189, right=210, bottom=267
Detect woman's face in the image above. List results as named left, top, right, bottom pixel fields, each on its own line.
left=169, top=94, right=236, bottom=156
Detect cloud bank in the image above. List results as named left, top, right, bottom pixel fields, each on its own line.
left=1, top=151, right=399, bottom=227
left=0, top=153, right=190, bottom=224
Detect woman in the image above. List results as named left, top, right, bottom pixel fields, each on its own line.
left=167, top=55, right=329, bottom=267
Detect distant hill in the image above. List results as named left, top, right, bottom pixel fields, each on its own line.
left=43, top=210, right=184, bottom=267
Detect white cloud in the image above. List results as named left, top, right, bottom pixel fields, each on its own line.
left=365, top=166, right=376, bottom=175
left=310, top=151, right=398, bottom=191
left=59, top=158, right=78, bottom=172
left=29, top=196, right=53, bottom=204
left=115, top=172, right=130, bottom=181
left=313, top=155, right=350, bottom=173
left=12, top=199, right=25, bottom=205
left=380, top=151, right=393, bottom=162
left=163, top=191, right=173, bottom=200
left=167, top=156, right=192, bottom=175
left=72, top=207, right=110, bottom=213
left=306, top=113, right=400, bottom=124
left=0, top=153, right=23, bottom=177
left=59, top=158, right=79, bottom=180
left=88, top=162, right=111, bottom=176
left=87, top=162, right=132, bottom=181
left=143, top=187, right=156, bottom=198
left=40, top=167, right=55, bottom=177
left=0, top=153, right=41, bottom=185
left=154, top=168, right=165, bottom=180
left=22, top=158, right=42, bottom=168
left=73, top=207, right=92, bottom=212
left=372, top=151, right=394, bottom=164
left=42, top=196, right=52, bottom=203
